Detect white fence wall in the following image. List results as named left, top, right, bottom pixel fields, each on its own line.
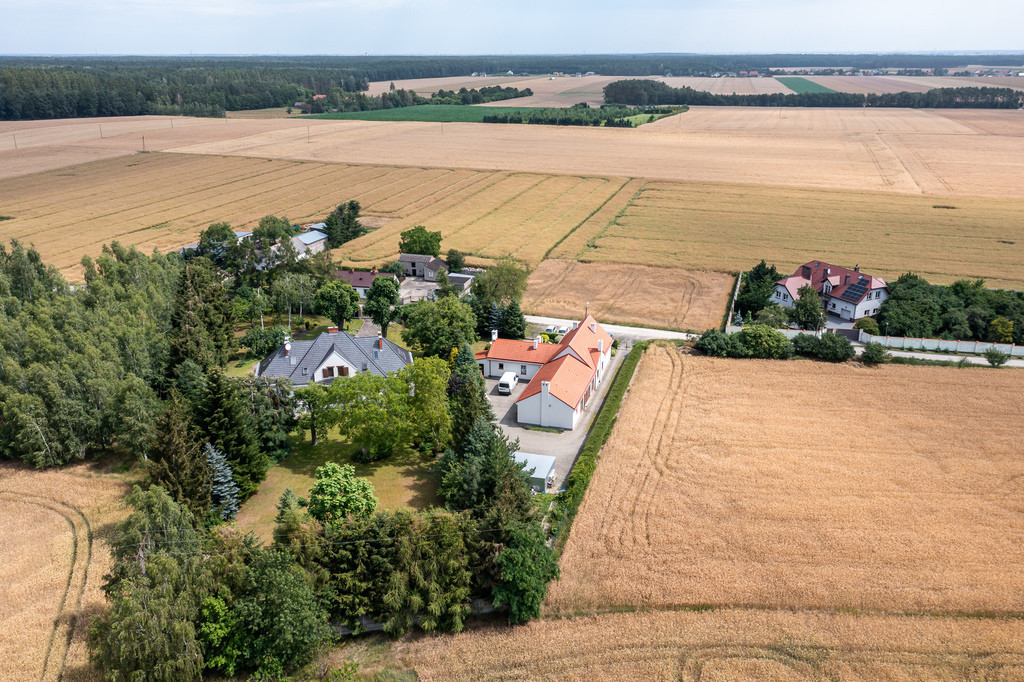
left=858, top=330, right=1024, bottom=357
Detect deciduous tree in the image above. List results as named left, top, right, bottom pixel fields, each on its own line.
left=398, top=225, right=442, bottom=256
left=306, top=462, right=378, bottom=523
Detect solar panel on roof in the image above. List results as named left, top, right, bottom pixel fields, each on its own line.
left=840, top=282, right=868, bottom=302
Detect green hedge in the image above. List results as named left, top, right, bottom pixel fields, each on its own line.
left=550, top=342, right=648, bottom=556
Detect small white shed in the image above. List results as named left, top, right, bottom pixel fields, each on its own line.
left=513, top=451, right=557, bottom=493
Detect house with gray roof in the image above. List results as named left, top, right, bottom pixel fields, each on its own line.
left=291, top=230, right=328, bottom=258
left=256, top=327, right=412, bottom=387
left=399, top=253, right=446, bottom=281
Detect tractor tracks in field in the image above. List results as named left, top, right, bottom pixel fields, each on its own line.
left=0, top=490, right=93, bottom=682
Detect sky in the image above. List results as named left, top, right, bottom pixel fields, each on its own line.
left=1, top=0, right=1022, bottom=56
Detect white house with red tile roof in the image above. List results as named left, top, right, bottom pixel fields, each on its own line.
left=476, top=316, right=612, bottom=431
left=773, top=260, right=889, bottom=321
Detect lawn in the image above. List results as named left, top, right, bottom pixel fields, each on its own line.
left=234, top=429, right=440, bottom=542
left=775, top=76, right=838, bottom=94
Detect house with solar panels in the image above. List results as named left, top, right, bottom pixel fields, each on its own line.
left=773, top=261, right=888, bottom=321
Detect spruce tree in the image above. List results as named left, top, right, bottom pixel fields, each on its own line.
left=146, top=392, right=211, bottom=520
left=499, top=299, right=526, bottom=339
left=169, top=258, right=233, bottom=371
left=447, top=343, right=492, bottom=454
left=197, top=370, right=269, bottom=501
left=205, top=443, right=239, bottom=521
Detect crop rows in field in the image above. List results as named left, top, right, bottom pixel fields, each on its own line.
left=523, top=260, right=733, bottom=332
left=579, top=180, right=1024, bottom=289
left=547, top=346, right=1024, bottom=616
left=401, top=607, right=1024, bottom=681
left=338, top=172, right=628, bottom=267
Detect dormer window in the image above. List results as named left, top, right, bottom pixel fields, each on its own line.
left=302, top=367, right=308, bottom=376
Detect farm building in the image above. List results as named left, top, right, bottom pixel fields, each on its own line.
left=477, top=315, right=613, bottom=431
left=291, top=230, right=328, bottom=258
left=513, top=451, right=557, bottom=493
left=773, top=260, right=888, bottom=321
left=399, top=253, right=446, bottom=281
left=256, top=327, right=412, bottom=388
left=334, top=267, right=399, bottom=298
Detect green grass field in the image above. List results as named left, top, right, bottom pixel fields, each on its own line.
left=234, top=429, right=441, bottom=541
left=775, top=77, right=838, bottom=94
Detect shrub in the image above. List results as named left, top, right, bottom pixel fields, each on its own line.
left=853, top=317, right=880, bottom=335
left=693, top=329, right=748, bottom=358
left=735, top=324, right=793, bottom=359
left=814, top=332, right=856, bottom=362
left=984, top=348, right=1011, bottom=367
left=791, top=333, right=819, bottom=356
left=861, top=342, right=891, bottom=364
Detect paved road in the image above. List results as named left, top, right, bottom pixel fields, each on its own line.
left=854, top=345, right=1024, bottom=368
left=525, top=315, right=697, bottom=342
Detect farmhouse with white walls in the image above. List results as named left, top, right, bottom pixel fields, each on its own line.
left=477, top=315, right=613, bottom=430
left=773, top=260, right=888, bottom=321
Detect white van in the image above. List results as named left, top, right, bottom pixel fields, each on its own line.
left=497, top=371, right=519, bottom=395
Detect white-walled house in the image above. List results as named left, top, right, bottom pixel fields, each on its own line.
left=773, top=260, right=888, bottom=321
left=475, top=316, right=613, bottom=431
left=256, top=327, right=412, bottom=387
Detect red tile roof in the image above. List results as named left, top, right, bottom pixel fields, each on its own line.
left=515, top=315, right=612, bottom=408
left=778, top=261, right=887, bottom=304
left=335, top=270, right=397, bottom=289
left=482, top=338, right=560, bottom=365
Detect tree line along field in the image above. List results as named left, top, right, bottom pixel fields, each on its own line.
left=0, top=463, right=129, bottom=681
left=548, top=345, right=1024, bottom=617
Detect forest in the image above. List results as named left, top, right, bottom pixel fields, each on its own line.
left=4, top=53, right=1023, bottom=120
left=603, top=79, right=1024, bottom=109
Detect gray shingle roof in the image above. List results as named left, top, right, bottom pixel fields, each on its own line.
left=256, top=330, right=413, bottom=387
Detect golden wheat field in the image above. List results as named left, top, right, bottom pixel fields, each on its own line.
left=547, top=346, right=1024, bottom=616
left=395, top=608, right=1024, bottom=681
left=0, top=463, right=129, bottom=682
left=579, top=179, right=1024, bottom=289
left=523, top=260, right=733, bottom=331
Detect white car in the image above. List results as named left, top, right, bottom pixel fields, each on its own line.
left=544, top=325, right=556, bottom=333
left=556, top=326, right=568, bottom=335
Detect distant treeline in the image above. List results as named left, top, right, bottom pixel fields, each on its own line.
left=481, top=104, right=680, bottom=127
left=316, top=85, right=531, bottom=113
left=0, top=61, right=368, bottom=120
left=604, top=79, right=1024, bottom=109
left=3, top=54, right=1023, bottom=120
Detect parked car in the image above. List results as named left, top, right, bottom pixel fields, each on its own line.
left=497, top=371, right=519, bottom=395
left=544, top=325, right=556, bottom=333
left=556, top=326, right=568, bottom=335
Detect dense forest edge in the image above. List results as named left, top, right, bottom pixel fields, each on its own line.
left=603, top=79, right=1024, bottom=108
left=2, top=53, right=1024, bottom=120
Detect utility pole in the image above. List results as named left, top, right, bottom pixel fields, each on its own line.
left=307, top=126, right=311, bottom=143
left=141, top=136, right=146, bottom=152
left=99, top=123, right=103, bottom=139
left=11, top=133, right=17, bottom=150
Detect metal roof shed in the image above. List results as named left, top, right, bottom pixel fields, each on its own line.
left=513, top=451, right=557, bottom=493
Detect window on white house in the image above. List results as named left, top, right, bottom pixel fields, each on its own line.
left=498, top=362, right=504, bottom=370
left=783, top=294, right=789, bottom=301
left=775, top=291, right=780, bottom=297
left=830, top=303, right=836, bottom=309
left=521, top=365, right=527, bottom=374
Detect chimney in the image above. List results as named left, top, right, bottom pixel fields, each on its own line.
left=598, top=339, right=603, bottom=353
left=377, top=331, right=383, bottom=349
left=328, top=326, right=338, bottom=334
left=350, top=268, right=355, bottom=274
left=844, top=274, right=850, bottom=284
left=533, top=336, right=539, bottom=350
left=371, top=265, right=377, bottom=273
left=284, top=341, right=291, bottom=356
left=491, top=329, right=498, bottom=342
left=541, top=381, right=550, bottom=400
left=854, top=264, right=860, bottom=272
left=572, top=321, right=578, bottom=330
left=825, top=267, right=831, bottom=276
left=589, top=322, right=596, bottom=333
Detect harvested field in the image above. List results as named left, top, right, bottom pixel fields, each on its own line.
left=523, top=260, right=733, bottom=332
left=547, top=346, right=1024, bottom=616
left=0, top=463, right=129, bottom=681
left=805, top=76, right=934, bottom=95
left=397, top=608, right=1024, bottom=681
left=582, top=180, right=1024, bottom=289
left=660, top=77, right=794, bottom=95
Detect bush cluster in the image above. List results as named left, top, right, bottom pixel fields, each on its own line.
left=695, top=327, right=856, bottom=363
